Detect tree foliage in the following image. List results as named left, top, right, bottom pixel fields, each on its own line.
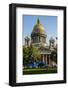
left=23, top=45, right=41, bottom=66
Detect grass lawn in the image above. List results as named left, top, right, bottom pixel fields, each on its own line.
left=23, top=68, right=57, bottom=75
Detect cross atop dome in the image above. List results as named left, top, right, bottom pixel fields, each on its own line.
left=37, top=18, right=40, bottom=24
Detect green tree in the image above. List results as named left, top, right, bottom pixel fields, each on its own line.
left=29, top=45, right=41, bottom=62
left=23, top=45, right=41, bottom=67
left=23, top=46, right=29, bottom=66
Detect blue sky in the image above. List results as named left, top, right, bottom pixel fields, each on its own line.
left=23, top=15, right=57, bottom=44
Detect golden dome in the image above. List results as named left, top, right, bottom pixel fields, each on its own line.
left=32, top=18, right=45, bottom=35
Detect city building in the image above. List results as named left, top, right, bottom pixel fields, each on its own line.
left=24, top=18, right=57, bottom=67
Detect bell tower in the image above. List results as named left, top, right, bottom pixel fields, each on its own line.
left=25, top=36, right=30, bottom=47
left=49, top=37, right=55, bottom=50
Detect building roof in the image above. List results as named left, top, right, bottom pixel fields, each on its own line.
left=36, top=45, right=51, bottom=54
left=39, top=46, right=51, bottom=54
left=31, top=18, right=46, bottom=35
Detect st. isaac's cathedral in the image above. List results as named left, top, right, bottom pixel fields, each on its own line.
left=24, top=18, right=57, bottom=68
